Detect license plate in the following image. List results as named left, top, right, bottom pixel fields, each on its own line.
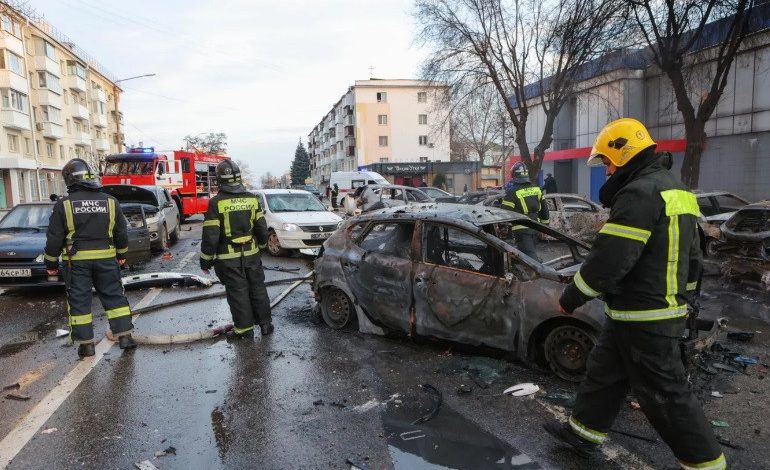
left=310, top=232, right=331, bottom=240
left=0, top=268, right=31, bottom=277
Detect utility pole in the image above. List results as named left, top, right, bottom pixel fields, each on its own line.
left=112, top=73, right=155, bottom=152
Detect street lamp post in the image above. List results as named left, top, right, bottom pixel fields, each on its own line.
left=113, top=73, right=155, bottom=152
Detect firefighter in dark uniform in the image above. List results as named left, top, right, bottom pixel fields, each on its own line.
left=543, top=118, right=725, bottom=470
left=44, top=159, right=136, bottom=357
left=501, top=162, right=549, bottom=260
left=200, top=160, right=273, bottom=338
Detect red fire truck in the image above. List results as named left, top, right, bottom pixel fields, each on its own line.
left=101, top=147, right=230, bottom=219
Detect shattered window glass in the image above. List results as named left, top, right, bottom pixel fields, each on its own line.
left=560, top=197, right=596, bottom=212
left=359, top=223, right=414, bottom=259
left=697, top=197, right=718, bottom=217
left=545, top=198, right=557, bottom=211
left=423, top=223, right=503, bottom=276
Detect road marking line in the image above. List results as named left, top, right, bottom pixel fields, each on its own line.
left=0, top=280, right=302, bottom=466
left=173, top=251, right=195, bottom=272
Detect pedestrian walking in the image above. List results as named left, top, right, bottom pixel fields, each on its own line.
left=44, top=159, right=136, bottom=357
left=500, top=162, right=549, bottom=260
left=463, top=183, right=468, bottom=193
left=331, top=183, right=339, bottom=209
left=543, top=118, right=725, bottom=470
left=200, top=160, right=273, bottom=339
left=543, top=173, right=558, bottom=194
left=325, top=185, right=331, bottom=200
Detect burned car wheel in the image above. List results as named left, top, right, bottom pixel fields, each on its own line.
left=544, top=324, right=595, bottom=382
left=705, top=238, right=723, bottom=258
left=267, top=230, right=287, bottom=257
left=320, top=287, right=355, bottom=329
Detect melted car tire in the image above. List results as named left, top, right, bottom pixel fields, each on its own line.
left=170, top=217, right=180, bottom=244
left=267, top=230, right=288, bottom=257
left=320, top=287, right=354, bottom=330
left=544, top=324, right=596, bottom=382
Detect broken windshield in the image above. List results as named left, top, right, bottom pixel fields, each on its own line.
left=266, top=193, right=326, bottom=212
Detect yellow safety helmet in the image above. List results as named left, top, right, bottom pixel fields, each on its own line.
left=587, top=118, right=656, bottom=167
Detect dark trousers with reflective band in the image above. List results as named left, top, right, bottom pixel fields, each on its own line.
left=571, top=318, right=724, bottom=468
left=214, top=255, right=271, bottom=334
left=63, top=258, right=133, bottom=344
left=513, top=229, right=539, bottom=261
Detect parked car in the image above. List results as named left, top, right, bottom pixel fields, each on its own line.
left=419, top=186, right=457, bottom=202
left=342, top=184, right=433, bottom=216
left=456, top=190, right=497, bottom=205
left=293, top=184, right=322, bottom=199
left=103, top=184, right=180, bottom=251
left=329, top=171, right=389, bottom=207
left=313, top=204, right=720, bottom=381
left=0, top=201, right=151, bottom=288
left=253, top=189, right=343, bottom=256
left=693, top=191, right=750, bottom=256
left=481, top=192, right=608, bottom=242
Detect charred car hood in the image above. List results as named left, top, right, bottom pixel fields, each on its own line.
left=103, top=185, right=159, bottom=207
left=0, top=230, right=46, bottom=259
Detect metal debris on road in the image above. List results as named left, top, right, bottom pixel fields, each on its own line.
left=55, top=329, right=69, bottom=338
left=711, top=420, right=730, bottom=428
left=411, top=384, right=442, bottom=425
left=711, top=391, right=724, bottom=398
left=5, top=392, right=30, bottom=401
left=264, top=265, right=301, bottom=273
left=346, top=458, right=373, bottom=470
left=715, top=435, right=744, bottom=450
left=121, top=272, right=213, bottom=290
left=457, top=384, right=473, bottom=395
left=2, top=383, right=20, bottom=391
left=727, top=331, right=756, bottom=342
left=154, top=446, right=177, bottom=458
left=713, top=363, right=743, bottom=374
left=40, top=428, right=57, bottom=434
left=205, top=390, right=217, bottom=394
left=134, top=461, right=159, bottom=470
left=733, top=355, right=760, bottom=365
left=542, top=389, right=576, bottom=407
left=503, top=383, right=540, bottom=397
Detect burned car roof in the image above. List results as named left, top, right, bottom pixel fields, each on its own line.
left=350, top=203, right=531, bottom=225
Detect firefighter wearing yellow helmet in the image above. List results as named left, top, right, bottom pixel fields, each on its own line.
left=543, top=118, right=725, bottom=470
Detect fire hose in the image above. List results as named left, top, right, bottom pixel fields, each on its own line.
left=105, top=272, right=313, bottom=345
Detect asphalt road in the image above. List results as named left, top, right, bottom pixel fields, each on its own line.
left=0, top=217, right=768, bottom=469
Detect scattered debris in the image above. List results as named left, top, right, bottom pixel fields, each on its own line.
left=503, top=383, right=540, bottom=397
left=715, top=435, right=744, bottom=450
left=154, top=446, right=177, bottom=458
left=457, top=384, right=473, bottom=395
left=542, top=390, right=576, bottom=407
left=727, top=331, right=755, bottom=342
left=122, top=272, right=212, bottom=290
left=161, top=252, right=173, bottom=261
left=733, top=355, right=759, bottom=365
left=2, top=383, right=20, bottom=391
left=711, top=420, right=729, bottom=428
left=399, top=430, right=426, bottom=441
left=264, top=265, right=301, bottom=273
left=313, top=399, right=325, bottom=406
left=134, top=460, right=159, bottom=470
left=610, top=428, right=657, bottom=443
left=205, top=390, right=217, bottom=394
left=713, top=363, right=742, bottom=374
left=330, top=401, right=346, bottom=409
left=346, top=458, right=373, bottom=470
left=5, top=392, right=30, bottom=401
left=40, top=428, right=57, bottom=434
left=55, top=329, right=69, bottom=338
left=411, top=384, right=442, bottom=425
left=711, top=391, right=724, bottom=398
left=628, top=401, right=641, bottom=410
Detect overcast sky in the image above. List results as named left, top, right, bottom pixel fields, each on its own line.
left=31, top=0, right=427, bottom=180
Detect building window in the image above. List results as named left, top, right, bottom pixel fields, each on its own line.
left=24, top=137, right=31, bottom=155
left=35, top=140, right=40, bottom=155
left=5, top=51, right=24, bottom=76
left=46, top=142, right=54, bottom=157
left=1, top=16, right=20, bottom=38
left=419, top=114, right=428, bottom=125
left=65, top=119, right=71, bottom=133
left=379, top=136, right=388, bottom=147
left=36, top=40, right=57, bottom=61
left=2, top=89, right=28, bottom=113
left=7, top=134, right=18, bottom=152
left=376, top=92, right=387, bottom=103
left=380, top=158, right=389, bottom=163
left=417, top=92, right=427, bottom=103
left=419, top=157, right=428, bottom=162
left=419, top=135, right=428, bottom=146
left=41, top=105, right=62, bottom=124
left=63, top=90, right=69, bottom=104
left=66, top=60, right=86, bottom=79
left=74, top=147, right=82, bottom=158
left=38, top=72, right=62, bottom=94
left=378, top=114, right=388, bottom=125
left=59, top=145, right=64, bottom=160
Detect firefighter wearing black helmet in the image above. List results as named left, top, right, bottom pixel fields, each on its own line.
left=44, top=158, right=136, bottom=357
left=200, top=160, right=273, bottom=338
left=543, top=118, right=724, bottom=470
left=501, top=161, right=549, bottom=260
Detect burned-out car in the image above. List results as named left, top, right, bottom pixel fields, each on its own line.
left=481, top=192, right=608, bottom=242
left=342, top=184, right=433, bottom=216
left=693, top=191, right=750, bottom=257
left=716, top=201, right=770, bottom=287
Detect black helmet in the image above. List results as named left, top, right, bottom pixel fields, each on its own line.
left=216, top=160, right=245, bottom=192
left=62, top=158, right=101, bottom=190
left=511, top=162, right=529, bottom=183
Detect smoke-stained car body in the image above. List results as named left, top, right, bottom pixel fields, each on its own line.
left=692, top=190, right=750, bottom=257
left=343, top=184, right=434, bottom=216
left=0, top=201, right=151, bottom=287
left=102, top=184, right=180, bottom=252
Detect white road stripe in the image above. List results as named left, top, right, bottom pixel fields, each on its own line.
left=173, top=251, right=196, bottom=272
left=0, top=280, right=301, bottom=467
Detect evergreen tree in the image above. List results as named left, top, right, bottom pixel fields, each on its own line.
left=290, top=139, right=310, bottom=186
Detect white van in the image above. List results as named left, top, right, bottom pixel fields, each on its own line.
left=329, top=171, right=389, bottom=206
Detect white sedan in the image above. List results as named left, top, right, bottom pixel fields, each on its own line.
left=252, top=189, right=343, bottom=257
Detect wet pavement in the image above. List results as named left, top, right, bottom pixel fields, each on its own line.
left=0, top=220, right=768, bottom=469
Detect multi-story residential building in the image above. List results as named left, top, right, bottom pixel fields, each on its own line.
left=508, top=4, right=770, bottom=203
left=308, top=79, right=450, bottom=188
left=0, top=1, right=124, bottom=211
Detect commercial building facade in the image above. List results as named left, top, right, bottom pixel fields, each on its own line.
left=307, top=79, right=450, bottom=188
left=509, top=5, right=770, bottom=203
left=0, top=1, right=123, bottom=210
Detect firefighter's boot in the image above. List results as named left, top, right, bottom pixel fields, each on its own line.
left=260, top=323, right=274, bottom=336
left=119, top=334, right=137, bottom=350
left=78, top=343, right=96, bottom=357
left=543, top=420, right=599, bottom=458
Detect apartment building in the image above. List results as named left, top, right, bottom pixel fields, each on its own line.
left=0, top=1, right=123, bottom=210
left=509, top=3, right=770, bottom=203
left=307, top=79, right=450, bottom=187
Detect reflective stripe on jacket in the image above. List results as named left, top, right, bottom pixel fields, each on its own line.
left=200, top=191, right=269, bottom=266
left=501, top=182, right=550, bottom=225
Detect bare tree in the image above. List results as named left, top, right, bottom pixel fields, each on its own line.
left=234, top=159, right=255, bottom=189
left=415, top=0, right=622, bottom=182
left=184, top=132, right=228, bottom=154
left=450, top=84, right=505, bottom=163
left=630, top=0, right=755, bottom=188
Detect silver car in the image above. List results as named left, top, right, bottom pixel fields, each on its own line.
left=103, top=184, right=181, bottom=251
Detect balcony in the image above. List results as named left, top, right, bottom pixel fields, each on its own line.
left=0, top=70, right=29, bottom=93
left=91, top=112, right=107, bottom=128
left=73, top=131, right=92, bottom=146
left=37, top=121, right=64, bottom=139
left=0, top=34, right=24, bottom=56
left=64, top=75, right=87, bottom=92
left=69, top=102, right=90, bottom=120
left=89, top=88, right=106, bottom=102
left=35, top=89, right=63, bottom=108
left=94, top=138, right=109, bottom=151
left=1, top=109, right=31, bottom=130
left=34, top=56, right=59, bottom=76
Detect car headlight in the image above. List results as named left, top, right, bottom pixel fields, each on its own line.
left=35, top=254, right=45, bottom=263
left=283, top=223, right=299, bottom=231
